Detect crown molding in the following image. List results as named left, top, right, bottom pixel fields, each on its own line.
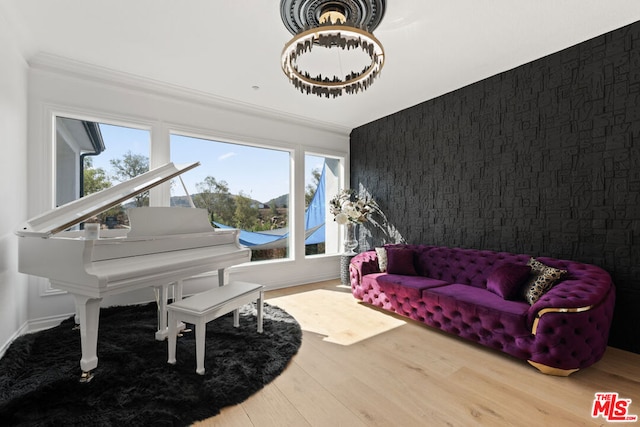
left=28, top=52, right=352, bottom=137
left=0, top=2, right=36, bottom=62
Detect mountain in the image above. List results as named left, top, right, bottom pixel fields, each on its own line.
left=170, top=193, right=289, bottom=208
left=265, top=194, right=288, bottom=208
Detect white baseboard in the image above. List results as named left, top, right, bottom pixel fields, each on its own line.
left=0, top=313, right=74, bottom=359
left=0, top=321, right=29, bottom=360
left=28, top=312, right=75, bottom=333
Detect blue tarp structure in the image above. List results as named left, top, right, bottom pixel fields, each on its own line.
left=213, top=223, right=278, bottom=246
left=215, top=164, right=326, bottom=248
left=304, top=163, right=326, bottom=245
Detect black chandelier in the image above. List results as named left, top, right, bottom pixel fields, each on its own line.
left=280, top=0, right=386, bottom=98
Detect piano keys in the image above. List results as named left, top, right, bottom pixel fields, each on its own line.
left=16, top=162, right=251, bottom=381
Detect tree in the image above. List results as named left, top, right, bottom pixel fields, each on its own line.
left=82, top=157, right=123, bottom=225
left=83, top=157, right=111, bottom=195
left=233, top=192, right=258, bottom=230
left=110, top=151, right=149, bottom=207
left=270, top=201, right=279, bottom=217
left=305, top=167, right=322, bottom=207
left=193, top=176, right=235, bottom=224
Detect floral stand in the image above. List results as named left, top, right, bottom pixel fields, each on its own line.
left=340, top=254, right=355, bottom=286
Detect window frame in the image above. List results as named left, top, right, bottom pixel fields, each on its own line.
left=169, top=129, right=296, bottom=263
left=304, top=151, right=347, bottom=258
left=47, top=109, right=348, bottom=269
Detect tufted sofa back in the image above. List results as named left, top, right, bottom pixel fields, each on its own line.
left=415, top=246, right=531, bottom=288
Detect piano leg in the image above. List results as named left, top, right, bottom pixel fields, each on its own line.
left=73, top=294, right=102, bottom=382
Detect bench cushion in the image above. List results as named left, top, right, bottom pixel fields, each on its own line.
left=169, top=281, right=263, bottom=315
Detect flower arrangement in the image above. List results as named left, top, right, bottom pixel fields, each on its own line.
left=329, top=189, right=378, bottom=225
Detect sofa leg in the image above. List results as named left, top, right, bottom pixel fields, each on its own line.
left=527, top=360, right=579, bottom=376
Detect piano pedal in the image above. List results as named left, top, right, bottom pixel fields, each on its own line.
left=79, top=371, right=94, bottom=383
left=177, top=328, right=192, bottom=338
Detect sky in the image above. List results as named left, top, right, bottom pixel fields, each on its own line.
left=95, top=123, right=325, bottom=203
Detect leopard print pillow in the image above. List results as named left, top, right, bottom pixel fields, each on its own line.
left=375, top=247, right=388, bottom=272
left=522, top=258, right=567, bottom=304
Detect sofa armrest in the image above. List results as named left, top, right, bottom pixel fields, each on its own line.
left=527, top=285, right=615, bottom=370
left=349, top=250, right=380, bottom=287
left=526, top=260, right=615, bottom=371
left=527, top=259, right=614, bottom=329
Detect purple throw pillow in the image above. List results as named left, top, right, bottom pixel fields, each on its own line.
left=386, top=248, right=417, bottom=276
left=486, top=263, right=532, bottom=300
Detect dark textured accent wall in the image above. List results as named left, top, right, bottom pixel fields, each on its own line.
left=351, top=21, right=640, bottom=354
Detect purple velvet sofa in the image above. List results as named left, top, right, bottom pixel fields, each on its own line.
left=349, top=244, right=616, bottom=376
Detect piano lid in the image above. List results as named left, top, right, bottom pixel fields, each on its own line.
left=16, top=161, right=200, bottom=238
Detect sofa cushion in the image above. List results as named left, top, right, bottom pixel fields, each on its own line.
left=377, top=274, right=449, bottom=290
left=522, top=258, right=567, bottom=304
left=362, top=273, right=448, bottom=302
left=383, top=244, right=436, bottom=276
left=386, top=247, right=417, bottom=275
left=486, top=263, right=532, bottom=300
left=423, top=284, right=531, bottom=340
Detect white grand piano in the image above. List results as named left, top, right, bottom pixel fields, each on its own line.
left=16, top=162, right=251, bottom=381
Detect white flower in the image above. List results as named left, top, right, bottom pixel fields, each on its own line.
left=344, top=205, right=359, bottom=219
left=335, top=212, right=349, bottom=225
left=329, top=189, right=378, bottom=224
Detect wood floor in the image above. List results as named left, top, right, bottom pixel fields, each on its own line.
left=195, top=280, right=640, bottom=427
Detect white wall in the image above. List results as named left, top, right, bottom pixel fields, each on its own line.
left=25, top=54, right=350, bottom=326
left=0, top=7, right=30, bottom=355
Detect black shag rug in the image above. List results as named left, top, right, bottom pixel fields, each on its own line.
left=0, top=302, right=302, bottom=426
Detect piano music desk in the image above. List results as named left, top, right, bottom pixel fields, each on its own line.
left=167, top=281, right=264, bottom=375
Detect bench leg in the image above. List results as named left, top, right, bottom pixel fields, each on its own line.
left=167, top=310, right=177, bottom=365
left=195, top=319, right=207, bottom=375
left=257, top=291, right=264, bottom=333
left=233, top=309, right=240, bottom=327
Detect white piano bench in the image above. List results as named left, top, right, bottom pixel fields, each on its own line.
left=167, top=281, right=264, bottom=375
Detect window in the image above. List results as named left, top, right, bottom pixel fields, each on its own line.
left=170, top=133, right=291, bottom=262
left=55, top=116, right=150, bottom=228
left=54, top=116, right=346, bottom=260
left=305, top=154, right=342, bottom=256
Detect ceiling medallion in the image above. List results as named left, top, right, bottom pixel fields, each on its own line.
left=280, top=0, right=386, bottom=98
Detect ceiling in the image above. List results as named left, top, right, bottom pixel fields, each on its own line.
left=3, top=1, right=640, bottom=131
